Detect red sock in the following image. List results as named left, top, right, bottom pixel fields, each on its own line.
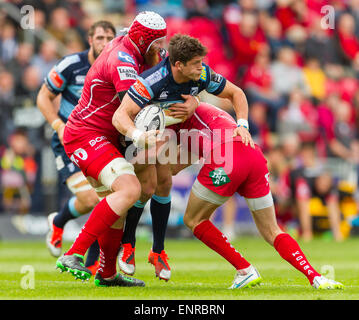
left=66, top=198, right=120, bottom=257
left=98, top=228, right=123, bottom=279
left=193, top=220, right=250, bottom=270
left=274, top=233, right=321, bottom=284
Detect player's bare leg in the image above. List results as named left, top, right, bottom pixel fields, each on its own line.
left=183, top=191, right=261, bottom=289
left=250, top=204, right=344, bottom=289
left=47, top=171, right=100, bottom=272
left=56, top=169, right=142, bottom=281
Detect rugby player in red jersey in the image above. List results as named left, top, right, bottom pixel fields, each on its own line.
left=37, top=21, right=116, bottom=275
left=114, top=34, right=344, bottom=290
left=55, top=11, right=199, bottom=287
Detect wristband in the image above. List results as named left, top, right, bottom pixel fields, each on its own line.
left=51, top=119, right=64, bottom=131
left=236, top=119, right=249, bottom=129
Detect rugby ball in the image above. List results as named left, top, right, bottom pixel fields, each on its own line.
left=134, top=104, right=165, bottom=132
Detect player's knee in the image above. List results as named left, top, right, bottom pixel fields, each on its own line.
left=83, top=193, right=100, bottom=210
left=183, top=214, right=199, bottom=231
left=182, top=214, right=192, bottom=229
left=115, top=179, right=141, bottom=207
left=140, top=177, right=157, bottom=202
left=155, top=174, right=172, bottom=196
left=140, top=185, right=156, bottom=203
left=127, top=179, right=142, bottom=202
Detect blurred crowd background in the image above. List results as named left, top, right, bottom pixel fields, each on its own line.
left=0, top=0, right=358, bottom=241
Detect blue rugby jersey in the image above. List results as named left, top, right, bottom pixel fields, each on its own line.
left=44, top=50, right=91, bottom=122
left=127, top=56, right=226, bottom=110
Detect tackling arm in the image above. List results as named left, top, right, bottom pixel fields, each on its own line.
left=113, top=93, right=141, bottom=138
left=216, top=80, right=254, bottom=148
left=216, top=80, right=249, bottom=123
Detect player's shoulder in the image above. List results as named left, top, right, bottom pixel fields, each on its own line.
left=55, top=50, right=89, bottom=73
left=140, top=57, right=170, bottom=87
left=107, top=36, right=139, bottom=68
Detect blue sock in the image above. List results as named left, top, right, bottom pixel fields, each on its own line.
left=150, top=194, right=171, bottom=254
left=122, top=200, right=146, bottom=247
left=85, top=240, right=100, bottom=267
left=53, top=196, right=80, bottom=229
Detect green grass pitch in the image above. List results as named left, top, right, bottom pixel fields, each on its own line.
left=0, top=236, right=358, bottom=300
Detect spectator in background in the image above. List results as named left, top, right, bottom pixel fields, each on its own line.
left=248, top=102, right=272, bottom=152
left=263, top=16, right=293, bottom=60
left=7, top=42, right=34, bottom=87
left=352, top=90, right=359, bottom=133
left=0, top=70, right=16, bottom=146
left=289, top=142, right=343, bottom=242
left=266, top=145, right=293, bottom=230
left=46, top=7, right=83, bottom=47
left=330, top=99, right=359, bottom=164
left=15, top=65, right=42, bottom=103
left=317, top=92, right=358, bottom=162
left=335, top=12, right=359, bottom=66
left=274, top=0, right=310, bottom=32
left=279, top=132, right=301, bottom=167
left=304, top=17, right=341, bottom=65
left=348, top=0, right=359, bottom=37
left=31, top=40, right=59, bottom=80
left=270, top=46, right=310, bottom=99
left=0, top=128, right=37, bottom=216
left=0, top=22, right=18, bottom=63
left=302, top=57, right=327, bottom=104
left=243, top=50, right=286, bottom=130
left=277, top=88, right=318, bottom=143
left=224, top=9, right=267, bottom=76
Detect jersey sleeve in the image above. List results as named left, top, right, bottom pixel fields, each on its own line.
left=205, top=65, right=227, bottom=96
left=44, top=54, right=80, bottom=94
left=108, top=50, right=139, bottom=93
left=127, top=76, right=155, bottom=108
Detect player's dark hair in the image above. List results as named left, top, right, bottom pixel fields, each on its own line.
left=88, top=20, right=116, bottom=38
left=168, top=34, right=207, bottom=66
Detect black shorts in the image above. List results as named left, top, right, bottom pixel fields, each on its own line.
left=51, top=131, right=81, bottom=183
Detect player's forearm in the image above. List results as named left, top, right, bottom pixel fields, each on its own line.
left=113, top=93, right=144, bottom=141
left=112, top=106, right=138, bottom=140
left=218, top=82, right=249, bottom=123
left=37, top=85, right=64, bottom=129
left=231, top=88, right=249, bottom=122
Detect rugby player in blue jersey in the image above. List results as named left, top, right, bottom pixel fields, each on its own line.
left=37, top=21, right=116, bottom=274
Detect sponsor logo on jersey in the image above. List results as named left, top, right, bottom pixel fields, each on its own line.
left=133, top=79, right=151, bottom=100
left=89, top=136, right=107, bottom=147
left=159, top=90, right=169, bottom=100
left=75, top=75, right=86, bottom=84
left=209, top=167, right=231, bottom=186
left=117, top=66, right=137, bottom=81
left=190, top=87, right=199, bottom=96
left=200, top=65, right=207, bottom=81
left=211, top=71, right=223, bottom=84
left=146, top=70, right=163, bottom=85
left=160, top=66, right=169, bottom=77
left=49, top=69, right=64, bottom=89
left=118, top=51, right=136, bottom=65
